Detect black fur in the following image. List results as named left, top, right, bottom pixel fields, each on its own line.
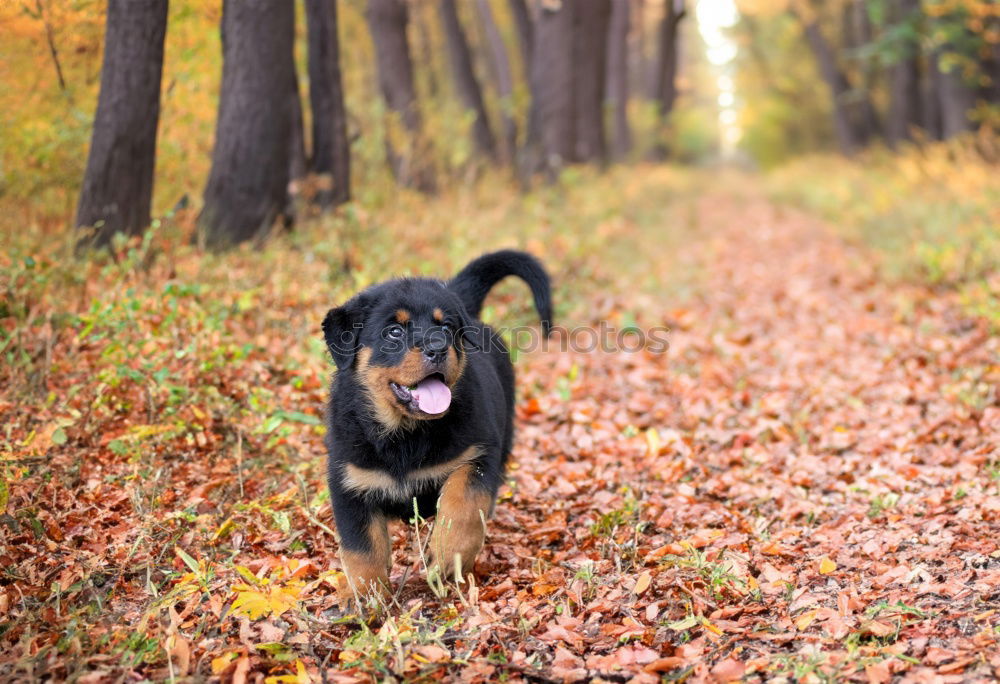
left=322, top=250, right=551, bottom=578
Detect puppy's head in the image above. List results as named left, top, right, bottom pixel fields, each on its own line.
left=323, top=279, right=473, bottom=431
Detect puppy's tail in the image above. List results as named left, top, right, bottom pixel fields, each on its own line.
left=449, top=250, right=552, bottom=335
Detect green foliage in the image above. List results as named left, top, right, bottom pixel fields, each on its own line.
left=767, top=138, right=1000, bottom=325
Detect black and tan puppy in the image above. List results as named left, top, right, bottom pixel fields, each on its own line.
left=322, top=250, right=552, bottom=596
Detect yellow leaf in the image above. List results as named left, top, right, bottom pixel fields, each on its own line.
left=230, top=589, right=272, bottom=620
left=700, top=617, right=723, bottom=635
left=645, top=428, right=661, bottom=456
left=211, top=652, right=239, bottom=675
left=634, top=570, right=653, bottom=595
left=265, top=659, right=310, bottom=684
left=818, top=556, right=836, bottom=575
left=230, top=581, right=302, bottom=620
left=795, top=609, right=818, bottom=631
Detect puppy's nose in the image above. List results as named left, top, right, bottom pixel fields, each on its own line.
left=421, top=331, right=449, bottom=364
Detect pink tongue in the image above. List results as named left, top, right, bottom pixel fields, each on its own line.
left=411, top=376, right=452, bottom=414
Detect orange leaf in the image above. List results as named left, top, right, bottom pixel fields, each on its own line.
left=634, top=571, right=653, bottom=595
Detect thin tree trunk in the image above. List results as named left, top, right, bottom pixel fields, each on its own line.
left=475, top=0, right=517, bottom=165
left=630, top=0, right=648, bottom=99
left=198, top=0, right=296, bottom=248
left=508, top=0, right=533, bottom=80
left=574, top=0, right=611, bottom=164
left=508, top=0, right=542, bottom=181
left=411, top=0, right=442, bottom=99
left=439, top=0, right=498, bottom=161
left=306, top=0, right=351, bottom=207
left=654, top=0, right=684, bottom=121
left=923, top=51, right=944, bottom=139
left=365, top=0, right=435, bottom=192
left=289, top=67, right=308, bottom=183
left=840, top=0, right=881, bottom=141
left=938, top=60, right=976, bottom=138
left=532, top=0, right=575, bottom=176
left=886, top=0, right=922, bottom=146
left=75, top=0, right=168, bottom=249
left=799, top=18, right=863, bottom=154
left=607, top=0, right=632, bottom=161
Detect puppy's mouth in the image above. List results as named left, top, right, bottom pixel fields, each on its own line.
left=389, top=373, right=452, bottom=415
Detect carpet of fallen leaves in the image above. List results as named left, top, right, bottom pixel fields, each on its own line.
left=2, top=175, right=999, bottom=683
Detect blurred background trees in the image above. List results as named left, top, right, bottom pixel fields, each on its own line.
left=0, top=0, right=996, bottom=250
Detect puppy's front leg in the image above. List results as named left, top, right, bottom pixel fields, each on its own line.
left=430, top=464, right=496, bottom=579
left=332, top=496, right=391, bottom=598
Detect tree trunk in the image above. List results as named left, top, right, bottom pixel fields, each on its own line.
left=289, top=68, right=308, bottom=183
left=654, top=0, right=684, bottom=121
left=475, top=0, right=517, bottom=165
left=509, top=0, right=542, bottom=180
left=937, top=59, right=976, bottom=138
left=923, top=51, right=944, bottom=139
left=800, top=18, right=863, bottom=154
left=607, top=0, right=632, bottom=161
left=365, top=0, right=435, bottom=192
left=574, top=0, right=611, bottom=164
left=532, top=1, right=575, bottom=175
left=75, top=0, right=168, bottom=249
left=508, top=0, right=533, bottom=80
left=840, top=0, right=881, bottom=141
left=439, top=0, right=498, bottom=161
left=886, top=0, right=922, bottom=146
left=198, top=0, right=296, bottom=249
left=306, top=0, right=351, bottom=207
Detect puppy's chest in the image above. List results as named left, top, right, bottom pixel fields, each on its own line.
left=342, top=441, right=479, bottom=503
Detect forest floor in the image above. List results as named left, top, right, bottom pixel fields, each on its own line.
left=1, top=167, right=999, bottom=683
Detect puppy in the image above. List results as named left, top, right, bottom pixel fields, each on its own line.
left=321, top=250, right=552, bottom=596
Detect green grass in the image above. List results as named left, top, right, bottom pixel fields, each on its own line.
left=766, top=136, right=1000, bottom=327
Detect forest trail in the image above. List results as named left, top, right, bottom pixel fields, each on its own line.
left=502, top=189, right=1000, bottom=681
left=2, top=183, right=998, bottom=682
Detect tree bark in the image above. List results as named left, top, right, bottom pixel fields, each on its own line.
left=289, top=67, right=308, bottom=183
left=509, top=0, right=542, bottom=180
left=886, top=0, right=922, bottom=146
left=75, top=0, right=168, bottom=249
left=365, top=0, right=435, bottom=192
left=654, top=0, right=684, bottom=122
left=937, top=58, right=976, bottom=138
left=439, top=0, right=498, bottom=161
left=532, top=1, right=575, bottom=175
left=306, top=0, right=351, bottom=207
left=198, top=0, right=296, bottom=248
left=574, top=0, right=611, bottom=164
left=800, top=18, right=864, bottom=154
left=475, top=0, right=517, bottom=165
left=607, top=0, right=632, bottom=161
left=508, top=0, right=533, bottom=81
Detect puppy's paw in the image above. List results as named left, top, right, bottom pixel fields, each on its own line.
left=429, top=517, right=485, bottom=580
left=339, top=551, right=391, bottom=602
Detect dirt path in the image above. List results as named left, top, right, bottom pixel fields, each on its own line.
left=2, top=187, right=998, bottom=682
left=502, top=192, right=1000, bottom=682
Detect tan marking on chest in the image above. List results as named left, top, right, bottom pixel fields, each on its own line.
left=342, top=446, right=482, bottom=501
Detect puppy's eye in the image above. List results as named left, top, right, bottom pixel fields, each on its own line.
left=386, top=324, right=405, bottom=340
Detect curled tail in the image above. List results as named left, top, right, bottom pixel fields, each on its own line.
left=449, top=250, right=552, bottom=334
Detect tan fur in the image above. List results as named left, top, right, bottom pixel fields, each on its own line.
left=356, top=347, right=411, bottom=432
left=355, top=345, right=465, bottom=430
left=343, top=446, right=481, bottom=501
left=432, top=308, right=444, bottom=323
left=430, top=463, right=493, bottom=579
left=340, top=514, right=391, bottom=597
left=395, top=309, right=410, bottom=324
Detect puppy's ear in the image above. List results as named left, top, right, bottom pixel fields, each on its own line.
left=322, top=299, right=364, bottom=369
